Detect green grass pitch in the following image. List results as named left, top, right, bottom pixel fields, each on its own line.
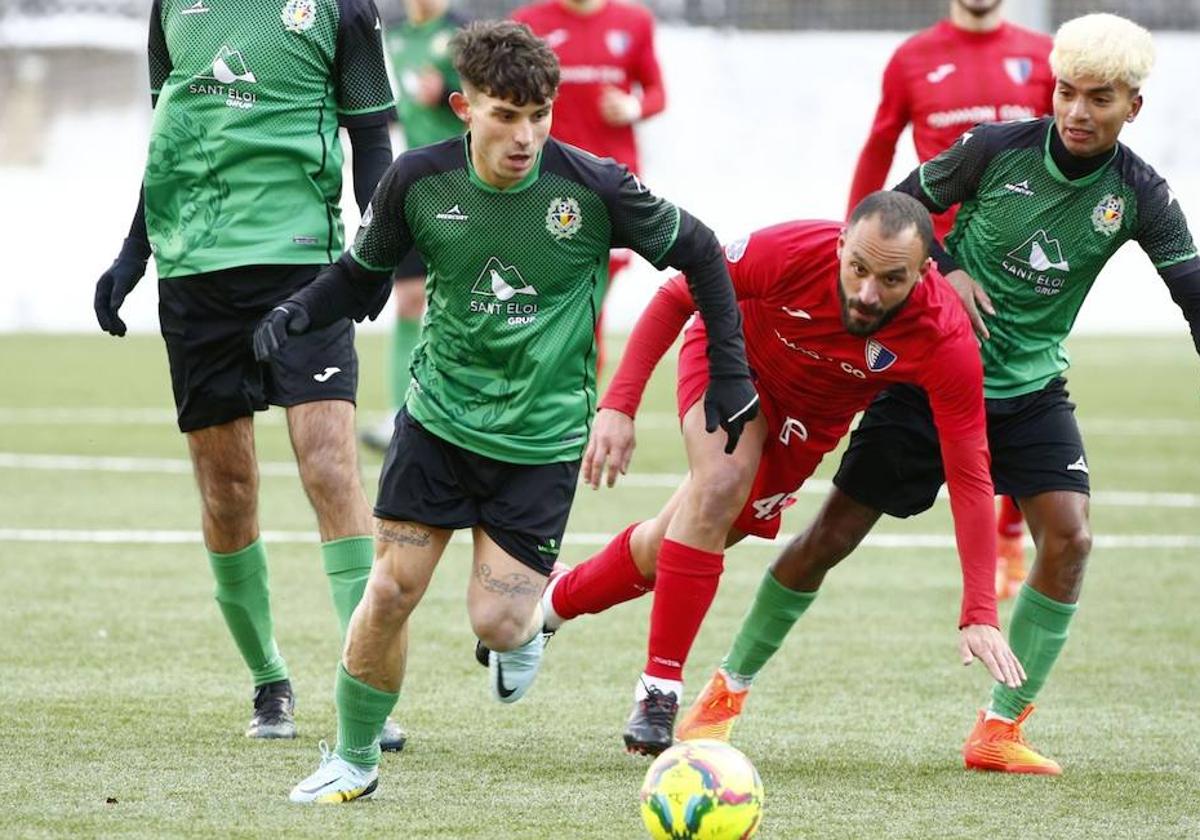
left=0, top=332, right=1197, bottom=838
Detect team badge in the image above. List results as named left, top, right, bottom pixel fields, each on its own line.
left=724, top=234, right=750, bottom=263
left=865, top=339, right=897, bottom=373
left=606, top=29, right=632, bottom=57
left=545, top=197, right=582, bottom=240
left=281, top=0, right=316, bottom=33
left=1003, top=57, right=1033, bottom=85
left=1091, top=194, right=1124, bottom=236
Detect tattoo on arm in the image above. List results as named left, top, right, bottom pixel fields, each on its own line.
left=375, top=521, right=432, bottom=547
left=474, top=563, right=541, bottom=599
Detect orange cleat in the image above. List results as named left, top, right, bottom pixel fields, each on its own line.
left=675, top=670, right=749, bottom=743
left=963, top=705, right=1062, bottom=775
left=996, top=532, right=1028, bottom=601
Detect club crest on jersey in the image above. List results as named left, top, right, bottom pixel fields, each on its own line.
left=1003, top=57, right=1033, bottom=85
left=606, top=29, right=632, bottom=56
left=1091, top=194, right=1124, bottom=236
left=546, top=197, right=582, bottom=241
left=865, top=339, right=897, bottom=372
left=724, top=235, right=750, bottom=263
left=281, top=0, right=316, bottom=33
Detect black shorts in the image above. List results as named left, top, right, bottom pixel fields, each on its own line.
left=374, top=409, right=580, bottom=575
left=834, top=378, right=1090, bottom=518
left=158, top=265, right=358, bottom=433
left=394, top=248, right=427, bottom=280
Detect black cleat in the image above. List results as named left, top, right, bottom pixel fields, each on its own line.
left=246, top=679, right=296, bottom=739
left=623, top=686, right=678, bottom=756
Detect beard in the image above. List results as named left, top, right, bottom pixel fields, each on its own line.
left=837, top=281, right=906, bottom=337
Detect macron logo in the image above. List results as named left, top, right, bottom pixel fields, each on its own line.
left=181, top=0, right=210, bottom=14
left=1004, top=180, right=1034, bottom=196
left=313, top=366, right=342, bottom=383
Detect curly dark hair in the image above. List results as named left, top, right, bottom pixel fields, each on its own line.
left=450, top=21, right=560, bottom=106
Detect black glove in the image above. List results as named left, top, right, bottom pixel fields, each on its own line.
left=704, top=374, right=760, bottom=455
left=253, top=301, right=312, bottom=363
left=94, top=237, right=150, bottom=337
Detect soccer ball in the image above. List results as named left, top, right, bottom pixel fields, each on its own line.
left=639, top=739, right=764, bottom=840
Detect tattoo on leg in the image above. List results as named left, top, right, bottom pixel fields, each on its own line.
left=376, top=521, right=432, bottom=547
left=475, top=563, right=540, bottom=599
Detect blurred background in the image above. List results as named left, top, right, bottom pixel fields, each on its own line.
left=2, top=0, right=1198, bottom=334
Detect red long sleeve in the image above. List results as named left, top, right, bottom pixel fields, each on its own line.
left=599, top=274, right=694, bottom=417
left=632, top=17, right=666, bottom=120
left=847, top=51, right=910, bottom=216
left=940, top=433, right=999, bottom=628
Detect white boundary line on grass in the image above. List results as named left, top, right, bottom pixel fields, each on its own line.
left=1, top=528, right=1198, bottom=549
left=1, top=408, right=1199, bottom=437
left=1, top=451, right=1197, bottom=509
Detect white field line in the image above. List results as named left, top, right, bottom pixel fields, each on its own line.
left=1, top=451, right=1196, bottom=509
left=1, top=528, right=1198, bottom=549
left=0, top=408, right=1199, bottom=437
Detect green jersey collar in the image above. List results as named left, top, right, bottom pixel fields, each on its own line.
left=464, top=134, right=542, bottom=194
left=1042, top=121, right=1117, bottom=188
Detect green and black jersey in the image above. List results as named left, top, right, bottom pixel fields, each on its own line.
left=292, top=135, right=745, bottom=464
left=384, top=11, right=465, bottom=149
left=900, top=117, right=1199, bottom=398
left=145, top=0, right=394, bottom=278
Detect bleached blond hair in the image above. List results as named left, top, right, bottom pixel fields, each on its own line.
left=1050, top=13, right=1156, bottom=89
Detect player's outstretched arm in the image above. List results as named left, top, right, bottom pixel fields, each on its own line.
left=94, top=188, right=152, bottom=337
left=582, top=409, right=635, bottom=490
left=659, top=212, right=758, bottom=453
left=959, top=624, right=1026, bottom=688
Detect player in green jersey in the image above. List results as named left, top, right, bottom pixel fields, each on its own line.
left=92, top=0, right=407, bottom=749
left=256, top=21, right=757, bottom=804
left=676, top=13, right=1200, bottom=774
left=361, top=0, right=468, bottom=453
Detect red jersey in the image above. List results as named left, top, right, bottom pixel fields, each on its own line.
left=848, top=20, right=1053, bottom=239
left=512, top=0, right=665, bottom=173
left=603, top=221, right=999, bottom=627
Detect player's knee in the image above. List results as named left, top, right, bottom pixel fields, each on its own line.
left=198, top=470, right=257, bottom=527
left=803, top=514, right=867, bottom=570
left=471, top=606, right=532, bottom=653
left=1047, top=522, right=1092, bottom=570
left=690, top=464, right=755, bottom=527
left=363, top=571, right=412, bottom=618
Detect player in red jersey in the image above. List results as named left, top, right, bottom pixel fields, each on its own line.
left=512, top=0, right=666, bottom=369
left=847, top=0, right=1054, bottom=597
left=532, top=193, right=1025, bottom=755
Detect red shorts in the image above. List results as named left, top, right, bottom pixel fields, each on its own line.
left=675, top=323, right=835, bottom=539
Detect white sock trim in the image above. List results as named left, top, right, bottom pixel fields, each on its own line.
left=635, top=673, right=682, bottom=701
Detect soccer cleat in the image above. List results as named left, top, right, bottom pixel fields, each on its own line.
left=623, top=686, right=679, bottom=756
left=379, top=716, right=407, bottom=753
left=963, top=705, right=1062, bottom=775
left=246, top=679, right=296, bottom=739
left=996, top=533, right=1028, bottom=601
left=289, top=741, right=379, bottom=804
left=675, top=669, right=749, bottom=743
left=488, top=631, right=546, bottom=704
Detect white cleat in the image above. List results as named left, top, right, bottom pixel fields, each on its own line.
left=289, top=742, right=378, bottom=804
left=488, top=631, right=546, bottom=704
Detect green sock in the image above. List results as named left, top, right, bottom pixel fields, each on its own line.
left=322, top=536, right=374, bottom=637
left=390, top=318, right=421, bottom=410
left=721, top=570, right=818, bottom=682
left=335, top=664, right=399, bottom=769
left=990, top=583, right=1078, bottom=719
left=207, top=538, right=288, bottom=686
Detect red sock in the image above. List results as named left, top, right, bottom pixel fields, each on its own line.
left=998, top=497, right=1024, bottom=539
left=551, top=523, right=653, bottom=620
left=644, top=539, right=724, bottom=681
